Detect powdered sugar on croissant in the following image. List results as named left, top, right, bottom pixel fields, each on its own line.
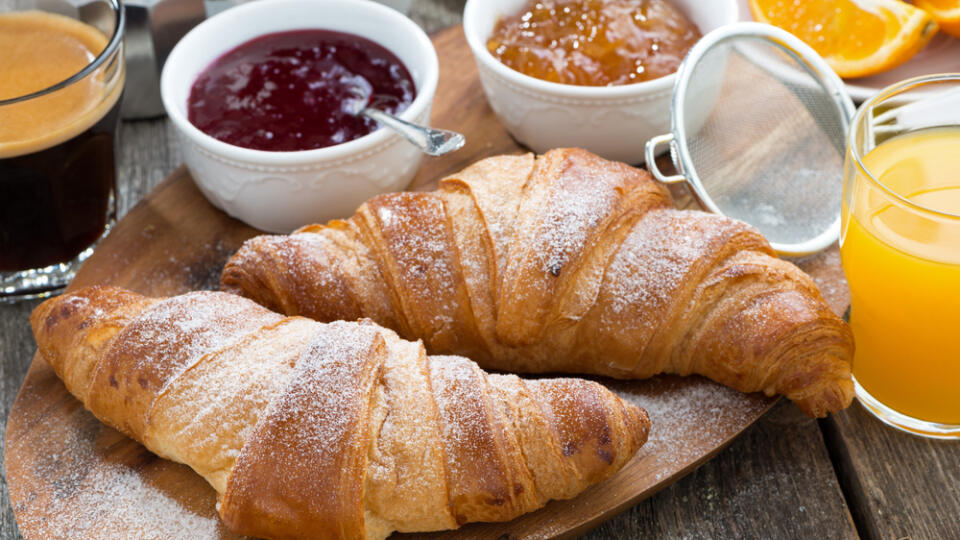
left=31, top=285, right=649, bottom=540
left=222, top=148, right=854, bottom=417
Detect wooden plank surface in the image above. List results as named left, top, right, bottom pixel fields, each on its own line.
left=824, top=407, right=960, bottom=539
left=592, top=401, right=857, bottom=539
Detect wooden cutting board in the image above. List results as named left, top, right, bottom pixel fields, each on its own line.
left=4, top=26, right=850, bottom=540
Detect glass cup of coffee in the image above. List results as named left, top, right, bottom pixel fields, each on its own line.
left=0, top=0, right=125, bottom=301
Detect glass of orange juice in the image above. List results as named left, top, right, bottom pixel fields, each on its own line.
left=842, top=74, right=960, bottom=438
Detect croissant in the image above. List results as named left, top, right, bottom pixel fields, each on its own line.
left=30, top=285, right=649, bottom=540
left=221, top=148, right=855, bottom=417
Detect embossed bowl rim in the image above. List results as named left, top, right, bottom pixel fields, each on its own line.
left=161, top=0, right=438, bottom=166
left=463, top=0, right=739, bottom=101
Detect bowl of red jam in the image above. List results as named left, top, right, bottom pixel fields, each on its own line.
left=463, top=0, right=738, bottom=163
left=161, top=0, right=438, bottom=233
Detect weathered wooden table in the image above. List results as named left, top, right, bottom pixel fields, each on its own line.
left=2, top=1, right=958, bottom=538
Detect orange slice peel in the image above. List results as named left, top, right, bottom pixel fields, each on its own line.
left=914, top=0, right=960, bottom=37
left=748, top=0, right=939, bottom=79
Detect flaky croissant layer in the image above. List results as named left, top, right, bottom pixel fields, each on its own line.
left=31, top=286, right=649, bottom=540
left=222, top=148, right=855, bottom=417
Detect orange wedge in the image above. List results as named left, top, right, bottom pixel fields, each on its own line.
left=915, top=0, right=960, bottom=37
left=748, top=0, right=938, bottom=78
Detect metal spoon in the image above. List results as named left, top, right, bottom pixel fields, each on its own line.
left=347, top=88, right=465, bottom=156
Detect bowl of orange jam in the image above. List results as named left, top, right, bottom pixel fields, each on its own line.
left=463, top=0, right=737, bottom=163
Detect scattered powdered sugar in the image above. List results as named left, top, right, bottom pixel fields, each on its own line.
left=243, top=321, right=380, bottom=469
left=280, top=234, right=342, bottom=288
left=16, top=414, right=221, bottom=539
left=32, top=464, right=221, bottom=539
left=109, top=228, right=236, bottom=294
left=373, top=198, right=461, bottom=337
left=605, top=376, right=772, bottom=482
left=535, top=170, right=618, bottom=276
left=288, top=325, right=366, bottom=443
left=754, top=202, right=787, bottom=227
left=447, top=153, right=532, bottom=286
left=114, top=292, right=277, bottom=393
left=429, top=356, right=483, bottom=443
left=59, top=293, right=108, bottom=323
left=473, top=179, right=512, bottom=242
left=428, top=355, right=491, bottom=479
left=151, top=318, right=316, bottom=493
left=602, top=210, right=711, bottom=320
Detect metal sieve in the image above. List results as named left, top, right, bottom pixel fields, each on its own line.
left=645, top=22, right=856, bottom=256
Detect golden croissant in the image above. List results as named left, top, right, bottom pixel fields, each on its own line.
left=222, top=148, right=855, bottom=417
left=31, top=285, right=648, bottom=540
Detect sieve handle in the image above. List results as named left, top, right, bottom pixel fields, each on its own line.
left=645, top=133, right=686, bottom=184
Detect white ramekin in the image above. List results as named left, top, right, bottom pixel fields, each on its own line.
left=463, top=0, right=738, bottom=164
left=161, top=0, right=438, bottom=233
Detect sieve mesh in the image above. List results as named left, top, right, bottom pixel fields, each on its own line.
left=676, top=35, right=848, bottom=248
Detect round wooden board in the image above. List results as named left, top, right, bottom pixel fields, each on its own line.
left=5, top=26, right=851, bottom=540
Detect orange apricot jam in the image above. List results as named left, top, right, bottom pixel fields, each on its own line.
left=487, top=0, right=701, bottom=86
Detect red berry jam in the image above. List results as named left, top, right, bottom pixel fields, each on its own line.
left=188, top=29, right=416, bottom=152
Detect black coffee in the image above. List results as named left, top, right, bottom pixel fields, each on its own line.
left=0, top=11, right=122, bottom=272
left=0, top=101, right=121, bottom=271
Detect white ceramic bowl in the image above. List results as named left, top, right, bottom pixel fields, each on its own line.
left=161, top=0, right=438, bottom=233
left=463, top=0, right=738, bottom=164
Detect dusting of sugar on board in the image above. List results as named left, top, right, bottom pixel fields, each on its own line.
left=17, top=415, right=221, bottom=539
left=605, top=376, right=773, bottom=482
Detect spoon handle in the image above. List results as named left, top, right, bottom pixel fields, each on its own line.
left=360, top=107, right=465, bottom=156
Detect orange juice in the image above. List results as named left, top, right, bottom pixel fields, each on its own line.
left=841, top=127, right=960, bottom=425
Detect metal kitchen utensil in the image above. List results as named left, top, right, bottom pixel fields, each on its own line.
left=122, top=0, right=206, bottom=118
left=356, top=106, right=466, bottom=156
left=347, top=87, right=465, bottom=156
left=646, top=22, right=856, bottom=256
